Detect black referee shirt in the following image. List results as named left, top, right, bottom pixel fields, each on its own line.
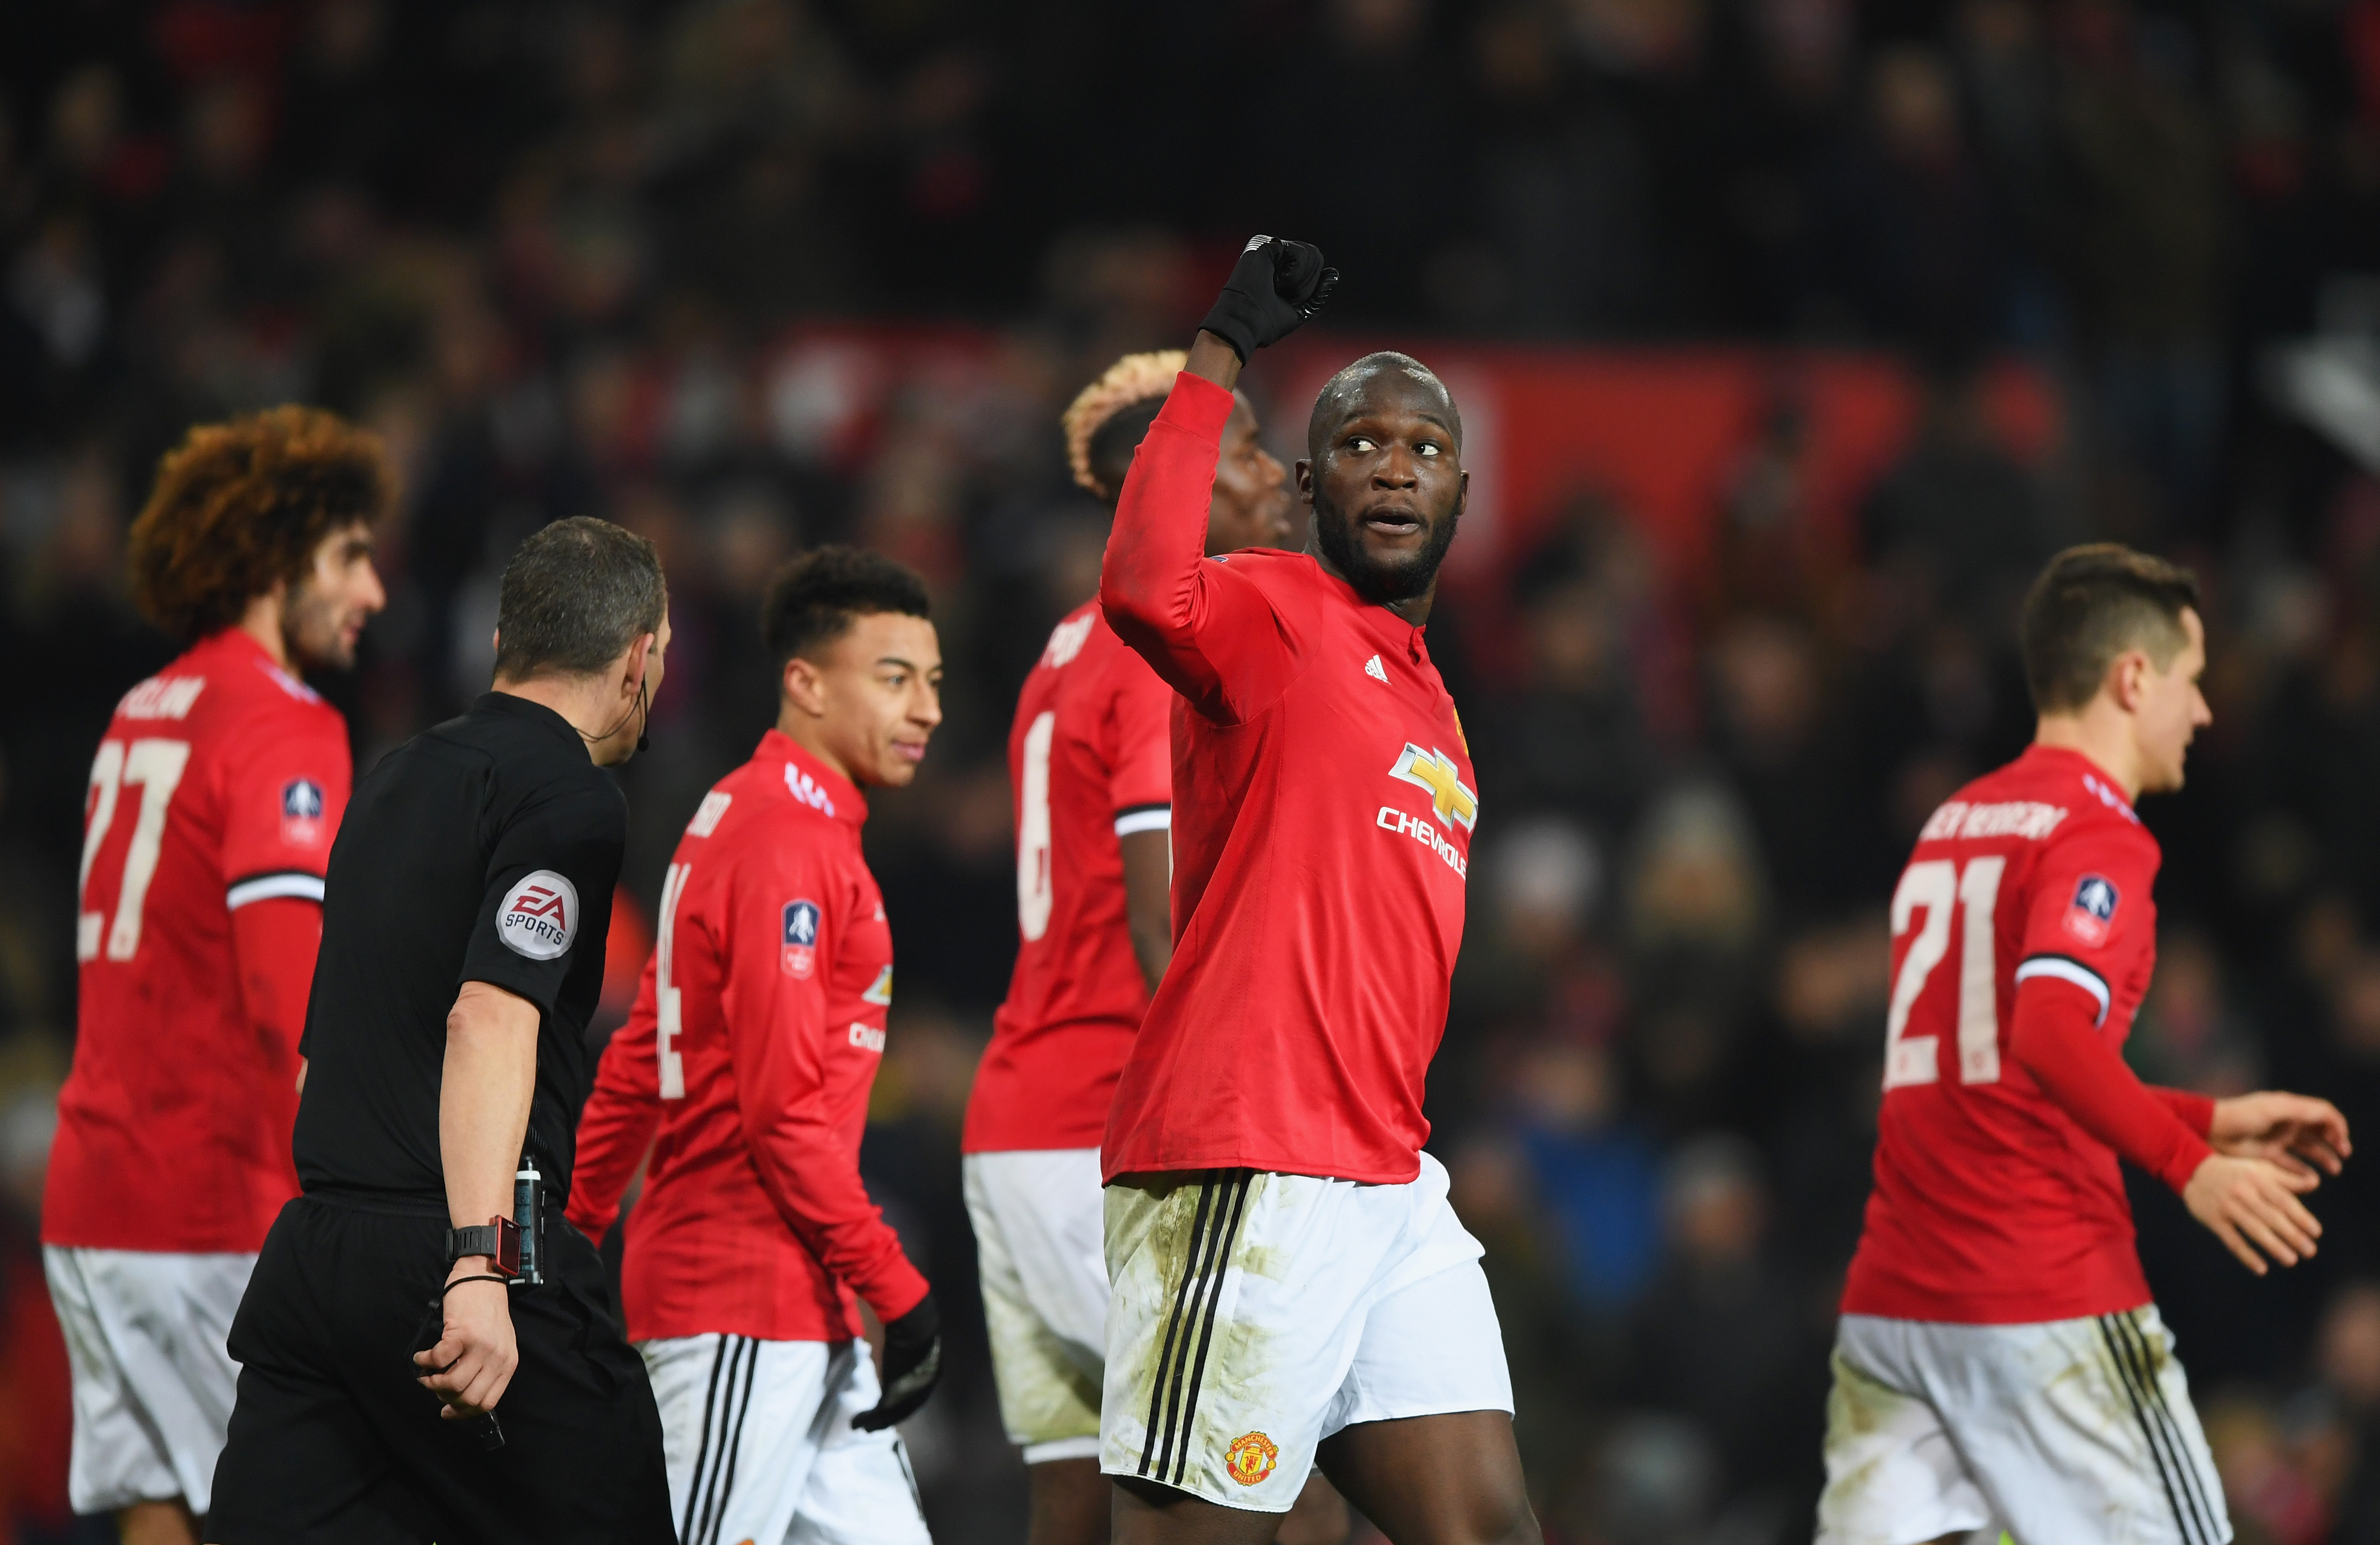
left=292, top=691, right=623, bottom=1211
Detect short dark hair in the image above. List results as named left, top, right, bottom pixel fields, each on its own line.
left=762, top=546, right=931, bottom=668
left=2019, top=543, right=2202, bottom=713
left=1085, top=397, right=1166, bottom=507
left=129, top=405, right=391, bottom=643
left=493, top=517, right=667, bottom=682
left=1307, top=351, right=1462, bottom=460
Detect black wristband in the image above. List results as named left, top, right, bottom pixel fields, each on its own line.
left=444, top=1218, right=520, bottom=1278
left=442, top=1274, right=511, bottom=1296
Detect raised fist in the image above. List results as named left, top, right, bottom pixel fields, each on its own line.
left=1198, top=236, right=1338, bottom=363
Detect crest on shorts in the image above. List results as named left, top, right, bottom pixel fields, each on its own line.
left=1224, top=1431, right=1278, bottom=1487
left=280, top=777, right=325, bottom=845
left=2063, top=873, right=2120, bottom=947
left=783, top=900, right=820, bottom=978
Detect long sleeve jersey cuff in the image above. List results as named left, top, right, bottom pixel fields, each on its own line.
left=867, top=1257, right=931, bottom=1324
left=2009, top=978, right=2213, bottom=1195
left=2153, top=1086, right=2218, bottom=1139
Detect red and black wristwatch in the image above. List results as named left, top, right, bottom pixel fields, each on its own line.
left=443, top=1216, right=522, bottom=1280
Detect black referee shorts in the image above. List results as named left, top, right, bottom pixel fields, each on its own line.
left=208, top=1193, right=673, bottom=1545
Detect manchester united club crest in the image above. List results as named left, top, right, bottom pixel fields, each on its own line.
left=280, top=777, right=325, bottom=846
left=1224, top=1431, right=1278, bottom=1487
left=2063, top=873, right=2120, bottom=947
left=782, top=899, right=820, bottom=978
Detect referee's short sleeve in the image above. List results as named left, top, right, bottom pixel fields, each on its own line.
left=459, top=778, right=623, bottom=1013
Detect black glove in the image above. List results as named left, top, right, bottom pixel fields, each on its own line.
left=853, top=1292, right=942, bottom=1432
left=1198, top=236, right=1338, bottom=363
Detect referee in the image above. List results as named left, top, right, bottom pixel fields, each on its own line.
left=208, top=518, right=676, bottom=1544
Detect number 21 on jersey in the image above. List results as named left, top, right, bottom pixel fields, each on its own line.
left=1884, top=855, right=2005, bottom=1090
left=78, top=738, right=192, bottom=963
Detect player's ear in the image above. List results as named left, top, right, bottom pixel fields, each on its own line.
left=1295, top=459, right=1315, bottom=505
left=623, top=632, right=655, bottom=698
left=2108, top=648, right=2148, bottom=713
left=781, top=655, right=827, bottom=717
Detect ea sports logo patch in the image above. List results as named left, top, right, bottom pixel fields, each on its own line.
left=498, top=870, right=579, bottom=960
left=1224, top=1431, right=1278, bottom=1486
left=280, top=777, right=326, bottom=845
left=2064, top=873, right=2120, bottom=947
left=783, top=900, right=821, bottom=978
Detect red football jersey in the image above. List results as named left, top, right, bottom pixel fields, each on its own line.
left=1097, top=373, right=1476, bottom=1185
left=1844, top=744, right=2207, bottom=1323
left=567, top=732, right=928, bottom=1343
left=45, top=628, right=349, bottom=1253
left=964, top=603, right=1174, bottom=1154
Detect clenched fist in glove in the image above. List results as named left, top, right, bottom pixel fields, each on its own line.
left=853, top=1292, right=942, bottom=1431
left=1199, top=236, right=1338, bottom=363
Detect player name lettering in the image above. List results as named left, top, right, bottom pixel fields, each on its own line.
left=1376, top=805, right=1469, bottom=877
left=1918, top=799, right=2068, bottom=844
left=117, top=676, right=207, bottom=720
left=1041, top=613, right=1095, bottom=668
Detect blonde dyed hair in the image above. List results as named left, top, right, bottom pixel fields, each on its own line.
left=1062, top=349, right=1186, bottom=499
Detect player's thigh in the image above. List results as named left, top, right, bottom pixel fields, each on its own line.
left=1323, top=1256, right=1513, bottom=1440
left=969, top=1151, right=1108, bottom=1458
left=1101, top=1171, right=1392, bottom=1515
left=1934, top=1309, right=2229, bottom=1545
left=787, top=1340, right=932, bottom=1545
left=1316, top=1411, right=1536, bottom=1545
left=970, top=1149, right=1110, bottom=1352
left=1815, top=1320, right=1992, bottom=1545
left=641, top=1333, right=838, bottom=1545
left=1313, top=1258, right=1528, bottom=1545
left=47, top=1247, right=192, bottom=1516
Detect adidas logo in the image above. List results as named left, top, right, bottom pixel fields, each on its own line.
left=1365, top=655, right=1388, bottom=683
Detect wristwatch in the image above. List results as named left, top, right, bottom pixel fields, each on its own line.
left=444, top=1216, right=521, bottom=1279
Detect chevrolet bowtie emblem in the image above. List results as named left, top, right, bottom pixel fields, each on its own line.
left=1389, top=744, right=1477, bottom=831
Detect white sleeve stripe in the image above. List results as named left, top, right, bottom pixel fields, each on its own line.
left=2014, top=955, right=2110, bottom=1025
left=1114, top=807, right=1173, bottom=837
left=227, top=872, right=327, bottom=910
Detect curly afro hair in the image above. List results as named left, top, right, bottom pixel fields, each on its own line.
left=128, top=405, right=392, bottom=644
left=1062, top=350, right=1186, bottom=501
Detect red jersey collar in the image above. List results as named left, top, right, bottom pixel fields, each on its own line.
left=197, top=626, right=320, bottom=703
left=759, top=730, right=868, bottom=828
left=1301, top=552, right=1434, bottom=663
left=2020, top=743, right=2139, bottom=823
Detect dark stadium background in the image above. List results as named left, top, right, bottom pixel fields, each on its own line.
left=10, top=0, right=2380, bottom=1540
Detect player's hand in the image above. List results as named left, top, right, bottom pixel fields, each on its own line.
left=2182, top=1153, right=2323, bottom=1275
left=414, top=1263, right=518, bottom=1418
left=2210, top=1090, right=2351, bottom=1181
left=853, top=1291, right=942, bottom=1432
left=1198, top=236, right=1338, bottom=363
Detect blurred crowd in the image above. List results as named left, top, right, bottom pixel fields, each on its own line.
left=12, top=0, right=2380, bottom=1543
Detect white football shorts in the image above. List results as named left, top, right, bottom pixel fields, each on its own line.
left=641, top=1334, right=930, bottom=1545
left=43, top=1244, right=252, bottom=1517
left=1100, top=1151, right=1514, bottom=1513
left=963, top=1147, right=1109, bottom=1462
left=1817, top=1306, right=2232, bottom=1545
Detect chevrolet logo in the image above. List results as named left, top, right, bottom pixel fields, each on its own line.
left=1389, top=745, right=1477, bottom=831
